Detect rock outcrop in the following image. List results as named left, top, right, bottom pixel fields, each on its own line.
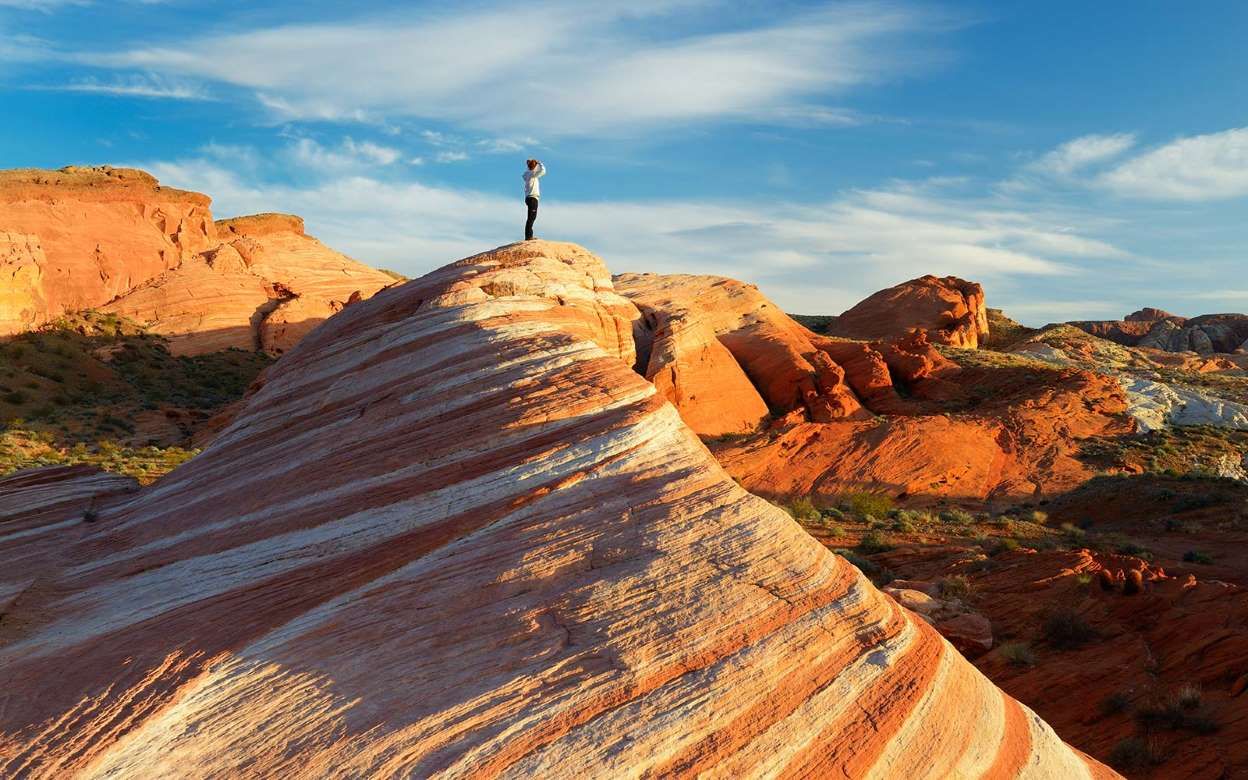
left=0, top=167, right=395, bottom=354
left=102, top=213, right=394, bottom=355
left=0, top=241, right=1112, bottom=778
left=822, top=275, right=990, bottom=348
left=0, top=166, right=216, bottom=333
left=1068, top=309, right=1248, bottom=355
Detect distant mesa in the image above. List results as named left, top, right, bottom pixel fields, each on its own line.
left=0, top=166, right=396, bottom=354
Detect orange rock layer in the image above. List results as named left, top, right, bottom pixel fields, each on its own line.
left=0, top=167, right=396, bottom=354
left=824, top=274, right=990, bottom=348
left=0, top=241, right=1113, bottom=778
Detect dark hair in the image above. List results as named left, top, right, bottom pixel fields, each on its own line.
left=526, top=159, right=538, bottom=169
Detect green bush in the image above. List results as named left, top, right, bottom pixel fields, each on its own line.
left=841, top=491, right=895, bottom=519
left=857, top=530, right=894, bottom=555
left=3, top=389, right=27, bottom=405
left=1183, top=550, right=1213, bottom=565
left=833, top=548, right=894, bottom=586
left=991, top=537, right=1021, bottom=556
left=785, top=496, right=821, bottom=523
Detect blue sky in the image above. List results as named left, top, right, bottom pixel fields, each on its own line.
left=2, top=0, right=1247, bottom=324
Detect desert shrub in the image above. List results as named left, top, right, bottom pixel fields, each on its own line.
left=1123, top=569, right=1145, bottom=595
left=999, top=641, right=1036, bottom=667
left=1175, top=683, right=1203, bottom=710
left=891, top=516, right=916, bottom=533
left=3, top=389, right=27, bottom=405
left=834, top=549, right=894, bottom=586
left=857, top=530, right=894, bottom=555
left=842, top=491, right=894, bottom=519
left=1074, top=573, right=1093, bottom=587
left=1042, top=607, right=1096, bottom=649
left=938, top=575, right=972, bottom=600
left=1116, top=541, right=1154, bottom=561
left=1137, top=689, right=1218, bottom=734
left=785, top=496, right=821, bottom=523
left=1183, top=550, right=1213, bottom=565
left=1059, top=523, right=1086, bottom=544
left=820, top=506, right=846, bottom=521
left=1022, top=509, right=1049, bottom=525
left=1101, top=691, right=1131, bottom=716
left=1108, top=737, right=1160, bottom=772
left=990, top=537, right=1021, bottom=556
left=939, top=508, right=974, bottom=526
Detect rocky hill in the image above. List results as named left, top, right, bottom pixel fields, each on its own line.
left=0, top=166, right=396, bottom=354
left=1068, top=308, right=1248, bottom=355
left=0, top=241, right=1111, bottom=778
left=816, top=274, right=990, bottom=348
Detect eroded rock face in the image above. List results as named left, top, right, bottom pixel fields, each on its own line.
left=98, top=213, right=395, bottom=355
left=1069, top=309, right=1248, bottom=355
left=615, top=273, right=868, bottom=433
left=0, top=166, right=216, bottom=333
left=0, top=167, right=395, bottom=355
left=823, top=274, right=990, bottom=348
left=0, top=241, right=1111, bottom=778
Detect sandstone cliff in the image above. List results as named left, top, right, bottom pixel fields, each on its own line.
left=0, top=241, right=1112, bottom=778
left=0, top=168, right=395, bottom=355
left=102, top=213, right=395, bottom=355
left=1068, top=309, right=1248, bottom=355
left=0, top=166, right=215, bottom=333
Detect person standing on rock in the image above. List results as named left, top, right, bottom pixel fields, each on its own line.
left=523, top=158, right=546, bottom=241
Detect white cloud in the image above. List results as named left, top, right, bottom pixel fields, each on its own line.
left=0, top=0, right=88, bottom=10
left=80, top=0, right=946, bottom=135
left=434, top=151, right=469, bottom=164
left=286, top=137, right=401, bottom=171
left=1099, top=126, right=1248, bottom=201
left=1030, top=133, right=1135, bottom=177
left=131, top=150, right=1126, bottom=320
left=33, top=73, right=210, bottom=100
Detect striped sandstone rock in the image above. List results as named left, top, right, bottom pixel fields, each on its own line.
left=0, top=241, right=1115, bottom=778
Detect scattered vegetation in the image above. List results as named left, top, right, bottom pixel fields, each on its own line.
left=1183, top=550, right=1214, bottom=565
left=857, top=530, right=894, bottom=555
left=833, top=548, right=893, bottom=586
left=840, top=491, right=895, bottom=520
left=0, top=310, right=269, bottom=481
left=1136, top=687, right=1218, bottom=734
left=999, top=641, right=1036, bottom=667
left=1108, top=737, right=1161, bottom=772
left=938, top=574, right=972, bottom=600
left=1042, top=606, right=1097, bottom=649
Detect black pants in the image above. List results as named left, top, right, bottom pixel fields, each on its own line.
left=525, top=196, right=539, bottom=240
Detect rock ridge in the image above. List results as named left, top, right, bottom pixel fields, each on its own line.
left=0, top=240, right=1113, bottom=778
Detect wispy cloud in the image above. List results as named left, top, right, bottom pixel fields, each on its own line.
left=1098, top=126, right=1248, bottom=201
left=1029, top=133, right=1136, bottom=177
left=32, top=73, right=211, bottom=100
left=129, top=147, right=1125, bottom=319
left=286, top=137, right=402, bottom=171
left=80, top=0, right=951, bottom=135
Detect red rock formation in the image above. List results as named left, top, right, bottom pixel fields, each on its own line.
left=0, top=166, right=216, bottom=333
left=0, top=241, right=1111, bottom=778
left=824, top=274, right=990, bottom=348
left=0, top=167, right=395, bottom=355
left=98, top=213, right=395, bottom=355
left=713, top=365, right=1132, bottom=503
left=616, top=273, right=870, bottom=431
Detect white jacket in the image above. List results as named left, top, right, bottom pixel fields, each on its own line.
left=523, top=162, right=546, bottom=199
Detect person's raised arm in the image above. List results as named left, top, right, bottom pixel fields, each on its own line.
left=535, top=161, right=546, bottom=177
